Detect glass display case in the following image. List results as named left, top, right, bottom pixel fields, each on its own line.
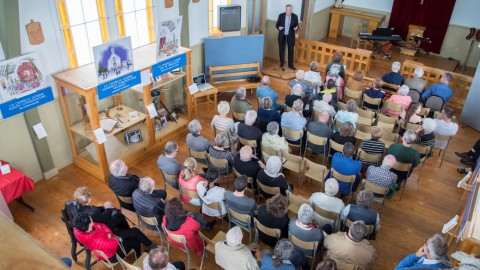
left=53, top=44, right=192, bottom=181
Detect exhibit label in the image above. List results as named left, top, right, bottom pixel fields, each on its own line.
left=97, top=70, right=141, bottom=100
left=0, top=87, right=54, bottom=118
left=151, top=53, right=186, bottom=78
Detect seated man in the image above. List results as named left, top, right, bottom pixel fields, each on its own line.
left=230, top=87, right=253, bottom=115
left=313, top=92, right=336, bottom=118
left=433, top=106, right=458, bottom=149
left=285, top=84, right=303, bottom=108
left=341, top=190, right=380, bottom=232
left=330, top=142, right=362, bottom=196
left=233, top=146, right=264, bottom=184
left=157, top=141, right=182, bottom=183
left=256, top=75, right=284, bottom=111
left=387, top=130, right=420, bottom=182
left=307, top=110, right=332, bottom=156
left=323, top=221, right=377, bottom=269
left=237, top=110, right=263, bottom=157
left=382, top=61, right=404, bottom=90
left=405, top=67, right=427, bottom=93
left=143, top=246, right=186, bottom=270
left=290, top=70, right=313, bottom=98
left=395, top=234, right=449, bottom=269
left=281, top=99, right=307, bottom=144
left=132, top=177, right=167, bottom=230
left=215, top=226, right=261, bottom=270
left=225, top=176, right=257, bottom=217
left=309, top=178, right=345, bottom=228
left=363, top=78, right=385, bottom=110
left=186, top=119, right=211, bottom=164
left=421, top=73, right=453, bottom=103
left=366, top=155, right=398, bottom=190
left=73, top=186, right=129, bottom=232
left=108, top=160, right=140, bottom=211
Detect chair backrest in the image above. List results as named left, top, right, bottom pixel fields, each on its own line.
left=205, top=201, right=224, bottom=214
left=282, top=150, right=305, bottom=170
left=425, top=95, right=444, bottom=112
left=312, top=204, right=339, bottom=220
left=407, top=89, right=421, bottom=103
left=433, top=132, right=452, bottom=150
left=304, top=159, right=327, bottom=181
left=385, top=101, right=404, bottom=115
left=139, top=215, right=160, bottom=228
left=161, top=170, right=179, bottom=189
left=208, top=154, right=229, bottom=169
left=116, top=254, right=141, bottom=270
left=286, top=190, right=309, bottom=214
left=189, top=148, right=208, bottom=162
left=285, top=106, right=293, bottom=112
left=357, top=108, right=375, bottom=120
left=239, top=136, right=257, bottom=148
left=261, top=144, right=280, bottom=162
left=380, top=131, right=399, bottom=144
left=377, top=113, right=398, bottom=125
left=288, top=233, right=318, bottom=256
left=329, top=140, right=344, bottom=154
left=362, top=93, right=381, bottom=109
left=355, top=124, right=372, bottom=141
left=392, top=161, right=412, bottom=173
left=344, top=218, right=374, bottom=235
left=232, top=111, right=245, bottom=121
left=163, top=225, right=188, bottom=246
left=228, top=207, right=252, bottom=224
left=117, top=195, right=133, bottom=204
left=344, top=87, right=362, bottom=103
left=404, top=121, right=422, bottom=131
left=306, top=131, right=328, bottom=146
left=410, top=143, right=430, bottom=158
left=352, top=23, right=363, bottom=36
left=282, top=127, right=303, bottom=141
left=254, top=217, right=281, bottom=239
left=331, top=168, right=356, bottom=184
left=376, top=121, right=395, bottom=133
left=257, top=179, right=280, bottom=197
left=335, top=260, right=357, bottom=270
left=357, top=149, right=382, bottom=165
left=92, top=250, right=116, bottom=267
left=179, top=185, right=201, bottom=201
left=434, top=111, right=457, bottom=122
left=357, top=116, right=373, bottom=126
left=418, top=107, right=430, bottom=118
left=363, top=180, right=389, bottom=197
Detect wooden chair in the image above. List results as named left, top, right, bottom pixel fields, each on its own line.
left=281, top=150, right=305, bottom=186
left=92, top=250, right=121, bottom=270
left=433, top=111, right=456, bottom=122
left=227, top=207, right=253, bottom=243
left=418, top=107, right=431, bottom=118
left=261, top=144, right=281, bottom=163
left=383, top=101, right=404, bottom=117
left=232, top=111, right=245, bottom=122
left=303, top=132, right=329, bottom=165
left=116, top=252, right=148, bottom=270
left=338, top=101, right=347, bottom=111
left=303, top=158, right=327, bottom=190
left=188, top=148, right=208, bottom=168
left=117, top=195, right=139, bottom=226
left=404, top=121, right=422, bottom=132
left=201, top=201, right=227, bottom=230
left=328, top=140, right=345, bottom=162
left=238, top=136, right=258, bottom=156
left=199, top=231, right=226, bottom=269
left=351, top=22, right=367, bottom=49
left=344, top=217, right=375, bottom=237
left=376, top=113, right=398, bottom=130
left=282, top=127, right=303, bottom=154
left=256, top=179, right=280, bottom=203
left=254, top=217, right=280, bottom=245
left=335, top=260, right=358, bottom=270
left=331, top=168, right=357, bottom=204
left=357, top=108, right=375, bottom=125
left=207, top=154, right=232, bottom=187
left=433, top=133, right=453, bottom=167
left=286, top=190, right=309, bottom=216
left=344, top=87, right=363, bottom=104
left=162, top=224, right=201, bottom=270
left=376, top=121, right=396, bottom=133
left=410, top=144, right=430, bottom=182
left=312, top=204, right=340, bottom=231
left=285, top=105, right=293, bottom=112
left=288, top=233, right=319, bottom=266
left=362, top=180, right=389, bottom=213
left=138, top=215, right=163, bottom=246
left=355, top=124, right=372, bottom=141
left=179, top=185, right=202, bottom=208
left=160, top=170, right=179, bottom=190
left=356, top=149, right=382, bottom=166
left=379, top=131, right=399, bottom=150
left=392, top=161, right=412, bottom=201
left=362, top=93, right=382, bottom=113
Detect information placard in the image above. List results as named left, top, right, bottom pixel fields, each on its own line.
left=151, top=53, right=186, bottom=78
left=97, top=70, right=141, bottom=100
left=0, top=87, right=54, bottom=118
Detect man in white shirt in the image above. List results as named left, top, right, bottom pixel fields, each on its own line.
left=309, top=178, right=345, bottom=228
left=433, top=106, right=458, bottom=148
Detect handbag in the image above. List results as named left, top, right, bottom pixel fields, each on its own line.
left=386, top=183, right=399, bottom=200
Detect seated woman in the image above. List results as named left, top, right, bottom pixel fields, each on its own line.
left=363, top=78, right=385, bottom=110
left=257, top=156, right=292, bottom=197
left=196, top=169, right=227, bottom=217
left=288, top=204, right=325, bottom=258
left=260, top=239, right=307, bottom=270
left=330, top=121, right=356, bottom=156
left=413, top=118, right=437, bottom=157
left=285, top=84, right=303, bottom=108
left=385, top=85, right=412, bottom=117
left=257, top=194, right=290, bottom=247
left=72, top=212, right=155, bottom=263
left=345, top=70, right=366, bottom=92
left=257, top=97, right=281, bottom=133
left=178, top=158, right=205, bottom=206
left=162, top=197, right=214, bottom=257
left=208, top=134, right=234, bottom=175
left=290, top=70, right=313, bottom=98
left=335, top=99, right=358, bottom=128
left=399, top=102, right=423, bottom=135
left=341, top=190, right=380, bottom=238
left=261, top=121, right=289, bottom=154
left=211, top=101, right=238, bottom=146
left=358, top=127, right=385, bottom=166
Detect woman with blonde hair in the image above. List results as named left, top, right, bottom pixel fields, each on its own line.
left=178, top=157, right=205, bottom=206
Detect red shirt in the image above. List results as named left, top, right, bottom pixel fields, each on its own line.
left=178, top=170, right=205, bottom=204
left=162, top=215, right=204, bottom=256
left=74, top=222, right=118, bottom=260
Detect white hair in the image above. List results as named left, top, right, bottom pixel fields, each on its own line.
left=266, top=156, right=282, bottom=175
left=226, top=226, right=243, bottom=247
left=245, top=110, right=257, bottom=125
left=109, top=160, right=126, bottom=177
left=422, top=118, right=437, bottom=134
left=293, top=84, right=302, bottom=95
left=322, top=92, right=332, bottom=102
left=297, top=203, right=314, bottom=224
left=382, top=155, right=396, bottom=168
left=296, top=70, right=305, bottom=80
left=293, top=99, right=304, bottom=112
left=392, top=61, right=401, bottom=72
left=403, top=130, right=417, bottom=144
left=413, top=67, right=424, bottom=78
left=139, top=177, right=155, bottom=193
left=217, top=101, right=230, bottom=115
left=267, top=121, right=280, bottom=135
left=324, top=178, right=339, bottom=196
left=235, top=87, right=247, bottom=100
left=398, top=85, right=409, bottom=96
left=239, top=146, right=253, bottom=160
left=188, top=119, right=201, bottom=134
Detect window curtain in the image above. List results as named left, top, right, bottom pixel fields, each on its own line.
left=388, top=0, right=456, bottom=54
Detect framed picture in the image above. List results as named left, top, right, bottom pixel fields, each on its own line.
left=93, top=37, right=134, bottom=83
left=156, top=16, right=182, bottom=60
left=124, top=129, right=143, bottom=144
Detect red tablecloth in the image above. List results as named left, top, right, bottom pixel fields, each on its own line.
left=0, top=162, right=34, bottom=203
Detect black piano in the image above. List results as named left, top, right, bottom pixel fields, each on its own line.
left=359, top=28, right=402, bottom=59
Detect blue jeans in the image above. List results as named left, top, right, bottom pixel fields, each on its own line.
left=188, top=212, right=208, bottom=228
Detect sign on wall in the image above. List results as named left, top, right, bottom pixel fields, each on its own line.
left=0, top=52, right=54, bottom=118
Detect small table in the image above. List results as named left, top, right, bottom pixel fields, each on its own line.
left=191, top=87, right=218, bottom=116
left=0, top=162, right=35, bottom=212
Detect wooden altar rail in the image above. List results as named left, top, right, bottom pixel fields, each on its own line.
left=400, top=60, right=473, bottom=110
left=294, top=39, right=373, bottom=77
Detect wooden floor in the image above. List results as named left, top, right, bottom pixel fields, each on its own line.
left=7, top=59, right=480, bottom=269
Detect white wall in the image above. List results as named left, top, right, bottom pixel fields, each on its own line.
left=188, top=0, right=209, bottom=46
left=267, top=0, right=303, bottom=21
left=450, top=0, right=480, bottom=27
left=314, top=0, right=334, bottom=12
left=343, top=0, right=394, bottom=13
left=231, top=0, right=247, bottom=28
left=156, top=0, right=180, bottom=20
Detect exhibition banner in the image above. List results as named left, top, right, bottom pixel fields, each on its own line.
left=97, top=70, right=141, bottom=100
left=93, top=37, right=135, bottom=84
left=0, top=87, right=54, bottom=118
left=151, top=53, right=186, bottom=78
left=156, top=16, right=182, bottom=61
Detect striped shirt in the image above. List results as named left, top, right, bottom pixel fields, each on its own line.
left=360, top=140, right=385, bottom=157
left=208, top=146, right=234, bottom=175
left=211, top=115, right=238, bottom=145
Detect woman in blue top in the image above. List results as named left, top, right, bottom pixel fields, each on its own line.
left=364, top=78, right=385, bottom=110
left=395, top=234, right=450, bottom=269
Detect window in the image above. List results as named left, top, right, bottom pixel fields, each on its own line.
left=209, top=0, right=232, bottom=34
left=57, top=0, right=109, bottom=68
left=115, top=0, right=155, bottom=49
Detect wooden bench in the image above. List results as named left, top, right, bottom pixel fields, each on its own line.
left=345, top=74, right=400, bottom=94
left=209, top=62, right=262, bottom=93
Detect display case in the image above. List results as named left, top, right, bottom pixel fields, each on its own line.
left=53, top=44, right=192, bottom=181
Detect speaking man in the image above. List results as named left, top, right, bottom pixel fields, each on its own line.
left=276, top=4, right=299, bottom=71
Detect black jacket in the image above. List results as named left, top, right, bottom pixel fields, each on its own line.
left=132, top=189, right=165, bottom=230
left=108, top=173, right=140, bottom=211
left=276, top=12, right=299, bottom=38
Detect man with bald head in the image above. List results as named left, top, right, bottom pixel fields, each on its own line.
left=307, top=110, right=332, bottom=157
left=233, top=146, right=265, bottom=185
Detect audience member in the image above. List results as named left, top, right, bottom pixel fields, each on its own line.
left=325, top=51, right=346, bottom=80
left=157, top=141, right=182, bottom=182
left=215, top=226, right=261, bottom=270
left=257, top=194, right=290, bottom=247
left=433, top=106, right=458, bottom=149
left=330, top=122, right=356, bottom=156
left=132, top=177, right=167, bottom=230
left=363, top=78, right=385, bottom=110
left=289, top=204, right=324, bottom=260
left=108, top=160, right=141, bottom=211
left=257, top=75, right=284, bottom=111
left=290, top=70, right=313, bottom=97
left=386, top=85, right=412, bottom=117
left=335, top=99, right=358, bottom=127
left=316, top=259, right=337, bottom=270
left=309, top=178, right=345, bottom=228
left=257, top=97, right=282, bottom=133
left=225, top=175, right=257, bottom=216
left=323, top=221, right=377, bottom=269
left=73, top=186, right=129, bottom=232
left=307, top=110, right=332, bottom=156
left=260, top=239, right=307, bottom=270
left=143, top=246, right=186, bottom=270
left=178, top=158, right=205, bottom=206
left=382, top=61, right=404, bottom=88
left=257, top=156, right=292, bottom=197
left=261, top=121, right=289, bottom=154
left=186, top=119, right=211, bottom=164
left=211, top=101, right=238, bottom=145
left=238, top=110, right=263, bottom=156
left=421, top=73, right=453, bottom=103
left=208, top=134, right=234, bottom=175
left=456, top=139, right=480, bottom=171
left=285, top=84, right=303, bottom=107
left=366, top=155, right=398, bottom=189
left=330, top=142, right=362, bottom=196
left=387, top=130, right=420, bottom=182
left=231, top=87, right=253, bottom=115
left=400, top=103, right=423, bottom=135
left=395, top=234, right=449, bottom=269
left=233, top=146, right=264, bottom=184
left=358, top=127, right=385, bottom=165
left=72, top=212, right=155, bottom=263
left=414, top=118, right=437, bottom=152
left=405, top=67, right=426, bottom=93
left=305, top=61, right=323, bottom=94
left=281, top=99, right=307, bottom=143
left=341, top=190, right=380, bottom=232
left=196, top=169, right=227, bottom=217
left=313, top=92, right=336, bottom=117
left=345, top=70, right=365, bottom=92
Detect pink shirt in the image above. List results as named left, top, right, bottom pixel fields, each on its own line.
left=386, top=95, right=412, bottom=116
left=178, top=170, right=205, bottom=204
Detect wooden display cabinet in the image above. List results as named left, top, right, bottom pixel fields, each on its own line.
left=53, top=44, right=192, bottom=181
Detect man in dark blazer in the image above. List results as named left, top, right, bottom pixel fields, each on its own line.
left=276, top=4, right=299, bottom=71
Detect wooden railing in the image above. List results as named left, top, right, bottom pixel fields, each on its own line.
left=400, top=60, right=473, bottom=110
left=295, top=39, right=373, bottom=76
